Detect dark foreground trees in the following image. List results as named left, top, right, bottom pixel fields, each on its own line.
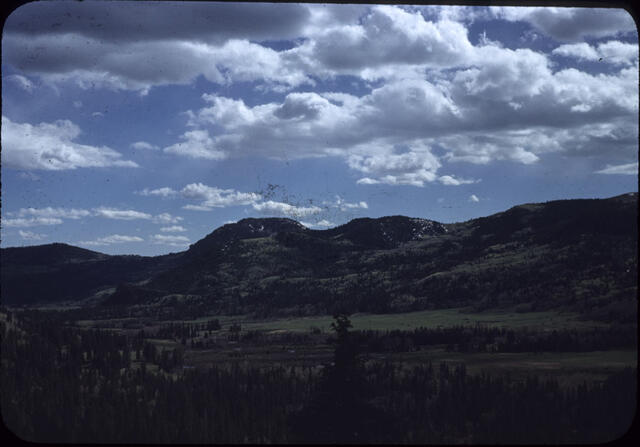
left=1, top=310, right=636, bottom=443
left=288, top=314, right=398, bottom=443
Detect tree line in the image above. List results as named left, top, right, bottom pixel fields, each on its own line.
left=1, top=310, right=635, bottom=444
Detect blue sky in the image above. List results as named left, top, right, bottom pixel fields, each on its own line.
left=1, top=2, right=638, bottom=256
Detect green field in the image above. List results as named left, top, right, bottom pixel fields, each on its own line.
left=237, top=307, right=608, bottom=333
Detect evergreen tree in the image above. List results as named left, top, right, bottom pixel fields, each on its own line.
left=289, top=314, right=397, bottom=443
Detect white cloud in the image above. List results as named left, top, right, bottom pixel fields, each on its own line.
left=441, top=134, right=541, bottom=165
left=149, top=234, right=190, bottom=246
left=469, top=194, right=480, bottom=202
left=11, top=207, right=91, bottom=220
left=293, top=5, right=475, bottom=77
left=438, top=175, right=477, bottom=186
left=183, top=204, right=216, bottom=212
left=348, top=145, right=442, bottom=187
left=1, top=116, right=138, bottom=170
left=252, top=200, right=322, bottom=218
left=78, top=234, right=144, bottom=246
left=138, top=187, right=178, bottom=197
left=93, top=207, right=153, bottom=220
left=356, top=177, right=380, bottom=185
left=3, top=33, right=311, bottom=94
left=454, top=46, right=552, bottom=102
left=596, top=41, right=639, bottom=66
left=152, top=213, right=184, bottom=225
left=327, top=196, right=368, bottom=210
left=163, top=42, right=637, bottom=185
left=552, top=42, right=600, bottom=61
left=180, top=182, right=261, bottom=209
left=4, top=206, right=183, bottom=229
left=106, top=5, right=630, bottom=185
left=553, top=41, right=638, bottom=66
left=3, top=217, right=63, bottom=227
left=18, top=230, right=46, bottom=240
left=131, top=141, right=160, bottom=150
left=160, top=225, right=187, bottom=232
left=491, top=7, right=636, bottom=42
left=3, top=4, right=636, bottom=190
left=300, top=219, right=335, bottom=228
left=595, top=162, right=638, bottom=175
left=163, top=129, right=227, bottom=160
left=313, top=219, right=335, bottom=228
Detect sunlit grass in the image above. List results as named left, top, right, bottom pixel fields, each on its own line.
left=238, top=307, right=609, bottom=333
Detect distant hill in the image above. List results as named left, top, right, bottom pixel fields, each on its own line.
left=2, top=193, right=637, bottom=322
left=1, top=244, right=183, bottom=306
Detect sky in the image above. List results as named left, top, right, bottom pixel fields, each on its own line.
left=1, top=1, right=638, bottom=256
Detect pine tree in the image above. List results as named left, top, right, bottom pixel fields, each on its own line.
left=289, top=313, right=397, bottom=443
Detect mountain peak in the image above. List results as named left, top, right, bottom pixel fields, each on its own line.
left=324, top=215, right=447, bottom=249
left=187, top=216, right=308, bottom=257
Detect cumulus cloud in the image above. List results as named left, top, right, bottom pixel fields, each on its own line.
left=163, top=129, right=227, bottom=160
left=441, top=134, right=541, bottom=165
left=149, top=234, right=190, bottom=246
left=2, top=2, right=318, bottom=93
left=1, top=3, right=478, bottom=92
left=18, top=230, right=46, bottom=241
left=553, top=41, right=638, bottom=66
left=300, top=219, right=336, bottom=228
left=10, top=207, right=91, bottom=220
left=597, top=41, right=640, bottom=66
left=552, top=42, right=600, bottom=61
left=4, top=206, right=182, bottom=228
left=168, top=45, right=637, bottom=185
left=292, top=5, right=475, bottom=77
left=3, top=29, right=312, bottom=94
left=138, top=187, right=178, bottom=197
left=5, top=2, right=311, bottom=44
left=78, top=234, right=144, bottom=246
left=328, top=196, right=369, bottom=211
left=160, top=225, right=187, bottom=233
left=595, top=162, right=638, bottom=175
left=491, top=7, right=636, bottom=42
left=438, top=175, right=477, bottom=186
left=1, top=116, right=138, bottom=170
left=348, top=145, right=442, bottom=187
left=152, top=213, right=184, bottom=225
left=180, top=183, right=261, bottom=209
left=145, top=36, right=636, bottom=190
left=3, top=3, right=637, bottom=189
left=3, top=217, right=63, bottom=227
left=453, top=46, right=552, bottom=102
left=252, top=200, right=322, bottom=218
left=131, top=141, right=160, bottom=151
left=93, top=207, right=153, bottom=220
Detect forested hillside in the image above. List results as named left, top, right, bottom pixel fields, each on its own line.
left=2, top=193, right=636, bottom=322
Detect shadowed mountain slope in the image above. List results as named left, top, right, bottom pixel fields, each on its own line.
left=2, top=193, right=637, bottom=321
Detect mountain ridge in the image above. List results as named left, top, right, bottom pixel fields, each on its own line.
left=1, top=193, right=637, bottom=322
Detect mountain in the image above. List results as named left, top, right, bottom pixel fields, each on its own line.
left=0, top=243, right=184, bottom=306
left=1, top=193, right=637, bottom=321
